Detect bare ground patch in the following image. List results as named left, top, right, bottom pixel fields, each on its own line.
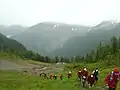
left=0, top=60, right=64, bottom=75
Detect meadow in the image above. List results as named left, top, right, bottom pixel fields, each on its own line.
left=0, top=62, right=120, bottom=90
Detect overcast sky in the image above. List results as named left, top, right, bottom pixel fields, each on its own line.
left=0, top=0, right=120, bottom=26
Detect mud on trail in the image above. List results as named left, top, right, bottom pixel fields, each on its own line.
left=0, top=60, right=64, bottom=75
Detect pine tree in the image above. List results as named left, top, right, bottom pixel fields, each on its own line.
left=60, top=56, right=64, bottom=62
left=111, top=36, right=117, bottom=53
left=55, top=56, right=59, bottom=63
left=117, top=37, right=120, bottom=49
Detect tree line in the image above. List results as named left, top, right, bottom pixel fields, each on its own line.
left=1, top=31, right=120, bottom=65
left=51, top=36, right=120, bottom=65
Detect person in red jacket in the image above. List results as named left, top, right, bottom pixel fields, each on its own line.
left=77, top=69, right=82, bottom=82
left=49, top=74, right=53, bottom=80
left=81, top=67, right=89, bottom=87
left=81, top=67, right=89, bottom=78
left=104, top=68, right=120, bottom=90
left=68, top=71, right=72, bottom=78
left=60, top=74, right=63, bottom=80
left=87, top=74, right=96, bottom=88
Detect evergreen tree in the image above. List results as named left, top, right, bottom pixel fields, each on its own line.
left=111, top=36, right=117, bottom=53
left=55, top=56, right=59, bottom=63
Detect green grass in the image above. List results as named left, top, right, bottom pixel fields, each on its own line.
left=0, top=51, right=21, bottom=60
left=0, top=63, right=120, bottom=90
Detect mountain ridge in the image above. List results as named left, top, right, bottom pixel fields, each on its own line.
left=49, top=20, right=120, bottom=56
left=12, top=22, right=90, bottom=55
left=5, top=20, right=120, bottom=57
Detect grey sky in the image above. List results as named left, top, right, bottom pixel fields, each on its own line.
left=0, top=0, right=120, bottom=26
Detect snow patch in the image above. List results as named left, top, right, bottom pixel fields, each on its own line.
left=6, top=35, right=12, bottom=38
left=72, top=28, right=79, bottom=32
left=53, top=24, right=59, bottom=28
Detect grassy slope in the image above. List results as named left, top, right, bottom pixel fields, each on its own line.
left=0, top=51, right=50, bottom=66
left=0, top=62, right=120, bottom=90
left=0, top=52, right=21, bottom=60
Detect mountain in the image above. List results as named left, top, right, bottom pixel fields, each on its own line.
left=88, top=20, right=119, bottom=32
left=49, top=20, right=120, bottom=56
left=0, top=33, right=26, bottom=51
left=12, top=22, right=90, bottom=55
left=0, top=33, right=47, bottom=62
left=0, top=25, right=27, bottom=37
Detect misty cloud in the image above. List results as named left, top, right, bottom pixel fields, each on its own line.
left=0, top=0, right=120, bottom=26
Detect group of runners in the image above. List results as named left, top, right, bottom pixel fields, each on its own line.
left=38, top=67, right=120, bottom=90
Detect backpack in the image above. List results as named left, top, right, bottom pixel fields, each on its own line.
left=108, top=71, right=120, bottom=81
left=108, top=71, right=114, bottom=81
left=93, top=70, right=98, bottom=77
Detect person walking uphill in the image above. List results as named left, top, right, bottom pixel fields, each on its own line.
left=49, top=74, right=53, bottom=80
left=81, top=67, right=89, bottom=88
left=81, top=67, right=89, bottom=79
left=87, top=74, right=96, bottom=88
left=104, top=68, right=120, bottom=90
left=68, top=71, right=72, bottom=78
left=60, top=74, right=63, bottom=80
left=92, top=67, right=99, bottom=84
left=77, top=69, right=82, bottom=82
left=53, top=74, right=57, bottom=80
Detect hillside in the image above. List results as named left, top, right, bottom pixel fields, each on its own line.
left=48, top=36, right=120, bottom=66
left=0, top=33, right=47, bottom=63
left=0, top=34, right=120, bottom=90
left=0, top=33, right=26, bottom=51
left=11, top=22, right=90, bottom=55
left=50, top=20, right=120, bottom=56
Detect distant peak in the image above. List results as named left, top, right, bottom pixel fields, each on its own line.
left=53, top=24, right=59, bottom=28
left=100, top=20, right=120, bottom=25
left=40, top=21, right=67, bottom=25
left=88, top=20, right=120, bottom=32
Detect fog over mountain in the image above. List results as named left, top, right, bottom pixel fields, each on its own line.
left=1, top=20, right=120, bottom=57
left=49, top=20, right=120, bottom=57
left=1, top=0, right=120, bottom=26
left=11, top=22, right=90, bottom=56
left=1, top=0, right=120, bottom=57
left=0, top=25, right=27, bottom=37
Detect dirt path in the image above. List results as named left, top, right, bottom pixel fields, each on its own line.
left=0, top=60, right=23, bottom=71
left=0, top=60, right=64, bottom=74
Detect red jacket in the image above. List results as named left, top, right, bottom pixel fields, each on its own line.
left=77, top=71, right=82, bottom=77
left=87, top=74, right=95, bottom=84
left=81, top=70, right=89, bottom=78
left=60, top=74, right=63, bottom=78
left=104, top=71, right=120, bottom=88
left=49, top=74, right=53, bottom=79
left=68, top=73, right=72, bottom=77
